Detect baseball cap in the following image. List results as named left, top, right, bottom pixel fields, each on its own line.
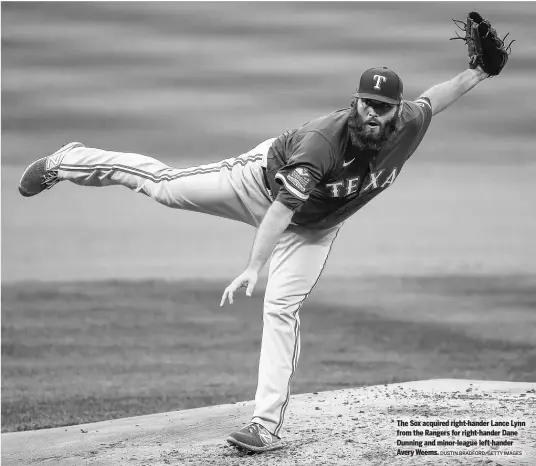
left=355, top=67, right=403, bottom=105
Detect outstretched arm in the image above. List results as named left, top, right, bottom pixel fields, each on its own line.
left=220, top=200, right=294, bottom=306
left=421, top=67, right=489, bottom=117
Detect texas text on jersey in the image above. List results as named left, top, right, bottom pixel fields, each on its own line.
left=264, top=97, right=433, bottom=230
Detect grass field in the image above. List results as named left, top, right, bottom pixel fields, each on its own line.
left=2, top=275, right=535, bottom=432
left=2, top=2, right=536, bottom=436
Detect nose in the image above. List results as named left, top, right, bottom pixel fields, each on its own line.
left=366, top=105, right=378, bottom=118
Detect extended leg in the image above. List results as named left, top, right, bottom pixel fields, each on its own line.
left=19, top=139, right=275, bottom=227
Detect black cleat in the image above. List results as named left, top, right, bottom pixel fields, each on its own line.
left=18, top=142, right=84, bottom=197
left=226, top=422, right=282, bottom=453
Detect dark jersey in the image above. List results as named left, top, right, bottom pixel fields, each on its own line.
left=264, top=98, right=433, bottom=230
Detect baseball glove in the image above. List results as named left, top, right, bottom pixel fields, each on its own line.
left=450, top=11, right=514, bottom=76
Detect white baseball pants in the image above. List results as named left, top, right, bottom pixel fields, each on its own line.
left=56, top=139, right=341, bottom=436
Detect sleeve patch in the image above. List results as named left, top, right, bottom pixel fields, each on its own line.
left=287, top=167, right=313, bottom=193
left=275, top=171, right=310, bottom=201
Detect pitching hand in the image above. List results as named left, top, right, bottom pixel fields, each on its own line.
left=220, top=269, right=258, bottom=307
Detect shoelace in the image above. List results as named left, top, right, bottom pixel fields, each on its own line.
left=42, top=170, right=60, bottom=190
left=245, top=423, right=260, bottom=434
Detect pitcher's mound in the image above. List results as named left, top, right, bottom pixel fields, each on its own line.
left=2, top=379, right=535, bottom=465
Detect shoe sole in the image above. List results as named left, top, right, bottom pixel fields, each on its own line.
left=18, top=142, right=83, bottom=197
left=226, top=436, right=283, bottom=453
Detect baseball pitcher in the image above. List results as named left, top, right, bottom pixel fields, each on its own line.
left=18, top=12, right=512, bottom=453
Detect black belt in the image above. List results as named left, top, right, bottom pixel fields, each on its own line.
left=262, top=167, right=273, bottom=199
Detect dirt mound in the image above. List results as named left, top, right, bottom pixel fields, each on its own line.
left=3, top=379, right=535, bottom=465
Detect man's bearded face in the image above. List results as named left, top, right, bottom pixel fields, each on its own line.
left=348, top=97, right=400, bottom=151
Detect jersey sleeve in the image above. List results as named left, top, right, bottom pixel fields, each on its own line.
left=412, top=96, right=433, bottom=136
left=397, top=97, right=433, bottom=163
left=273, top=130, right=333, bottom=210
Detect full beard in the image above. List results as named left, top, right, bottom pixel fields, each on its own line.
left=348, top=105, right=400, bottom=151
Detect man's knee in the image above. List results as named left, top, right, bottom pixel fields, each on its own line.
left=263, top=295, right=305, bottom=319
